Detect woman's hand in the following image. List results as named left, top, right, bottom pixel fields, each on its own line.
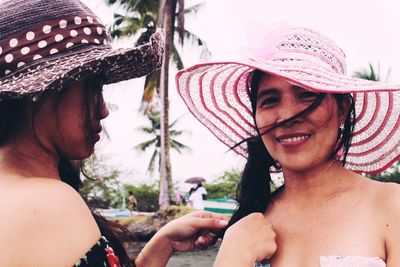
left=135, top=211, right=229, bottom=267
left=157, top=210, right=229, bottom=251
left=214, top=212, right=277, bottom=267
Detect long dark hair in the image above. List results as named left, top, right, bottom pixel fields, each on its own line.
left=0, top=98, right=30, bottom=146
left=226, top=70, right=356, bottom=230
left=0, top=80, right=135, bottom=266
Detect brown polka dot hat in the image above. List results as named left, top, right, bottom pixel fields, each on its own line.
left=0, top=0, right=164, bottom=100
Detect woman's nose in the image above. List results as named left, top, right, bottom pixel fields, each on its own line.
left=98, top=93, right=109, bottom=120
left=277, top=100, right=303, bottom=126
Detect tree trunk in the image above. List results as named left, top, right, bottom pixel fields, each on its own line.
left=158, top=0, right=174, bottom=210
left=157, top=0, right=166, bottom=27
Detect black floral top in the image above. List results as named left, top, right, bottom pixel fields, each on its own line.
left=74, top=236, right=122, bottom=267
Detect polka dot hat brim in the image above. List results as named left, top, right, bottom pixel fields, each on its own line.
left=0, top=31, right=164, bottom=100
left=0, top=0, right=164, bottom=100
left=176, top=26, right=400, bottom=174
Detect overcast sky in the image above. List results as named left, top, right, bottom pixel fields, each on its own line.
left=86, top=0, right=400, bottom=188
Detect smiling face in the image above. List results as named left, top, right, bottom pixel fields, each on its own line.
left=254, top=73, right=346, bottom=172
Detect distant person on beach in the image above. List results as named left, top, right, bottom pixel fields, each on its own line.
left=177, top=23, right=400, bottom=266
left=188, top=187, right=205, bottom=210
left=175, top=189, right=183, bottom=205
left=186, top=188, right=195, bottom=208
left=195, top=183, right=208, bottom=200
left=0, top=0, right=277, bottom=266
left=127, top=191, right=138, bottom=211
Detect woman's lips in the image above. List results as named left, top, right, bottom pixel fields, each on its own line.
left=91, top=127, right=102, bottom=143
left=277, top=134, right=311, bottom=146
left=93, top=132, right=101, bottom=142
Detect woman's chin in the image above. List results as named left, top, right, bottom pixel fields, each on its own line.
left=281, top=159, right=332, bottom=173
left=67, top=147, right=95, bottom=160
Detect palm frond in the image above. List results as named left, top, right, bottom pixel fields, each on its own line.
left=183, top=2, right=205, bottom=15
left=131, top=0, right=159, bottom=14
left=368, top=63, right=379, bottom=81
left=135, top=110, right=191, bottom=178
left=169, top=129, right=185, bottom=136
left=113, top=13, right=125, bottom=26
left=148, top=112, right=161, bottom=128
left=171, top=44, right=184, bottom=69
left=175, top=28, right=211, bottom=58
left=134, top=138, right=157, bottom=151
left=109, top=16, right=143, bottom=38
left=169, top=113, right=186, bottom=128
left=104, top=0, right=119, bottom=6
left=353, top=63, right=381, bottom=81
left=136, top=126, right=155, bottom=134
left=139, top=69, right=160, bottom=113
left=146, top=149, right=159, bottom=174
left=170, top=140, right=191, bottom=153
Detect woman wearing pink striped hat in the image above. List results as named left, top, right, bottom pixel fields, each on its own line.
left=176, top=25, right=400, bottom=266
left=0, top=0, right=243, bottom=266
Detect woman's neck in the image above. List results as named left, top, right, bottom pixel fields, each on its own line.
left=280, top=160, right=358, bottom=201
left=0, top=137, right=60, bottom=179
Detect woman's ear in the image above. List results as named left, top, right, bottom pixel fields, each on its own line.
left=337, top=95, right=351, bottom=122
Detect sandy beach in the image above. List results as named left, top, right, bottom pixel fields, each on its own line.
left=166, top=243, right=219, bottom=267
left=128, top=242, right=218, bottom=267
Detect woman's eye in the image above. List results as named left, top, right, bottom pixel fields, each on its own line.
left=299, top=91, right=318, bottom=100
left=259, top=97, right=278, bottom=107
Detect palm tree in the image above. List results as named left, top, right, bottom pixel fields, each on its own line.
left=135, top=111, right=191, bottom=177
left=105, top=0, right=209, bottom=112
left=104, top=0, right=208, bottom=209
left=353, top=63, right=391, bottom=82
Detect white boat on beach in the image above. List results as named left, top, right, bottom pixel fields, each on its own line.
left=203, top=198, right=238, bottom=214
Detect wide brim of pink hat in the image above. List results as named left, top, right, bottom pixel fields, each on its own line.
left=176, top=59, right=400, bottom=174
left=0, top=31, right=164, bottom=100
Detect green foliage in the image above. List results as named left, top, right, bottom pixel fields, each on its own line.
left=80, top=155, right=124, bottom=209
left=204, top=169, right=281, bottom=199
left=214, top=169, right=242, bottom=184
left=368, top=161, right=400, bottom=183
left=353, top=63, right=391, bottom=82
left=135, top=111, right=191, bottom=176
left=105, top=0, right=210, bottom=111
left=204, top=182, right=237, bottom=199
left=203, top=169, right=242, bottom=199
left=124, top=183, right=160, bottom=212
left=79, top=155, right=162, bottom=211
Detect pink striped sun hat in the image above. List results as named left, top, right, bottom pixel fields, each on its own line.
left=176, top=25, right=400, bottom=174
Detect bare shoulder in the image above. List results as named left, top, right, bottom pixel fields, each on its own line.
left=366, top=179, right=400, bottom=264
left=19, top=178, right=97, bottom=224
left=0, top=178, right=100, bottom=267
left=367, top=179, right=400, bottom=210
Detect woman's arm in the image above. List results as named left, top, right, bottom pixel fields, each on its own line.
left=382, top=183, right=400, bottom=266
left=135, top=211, right=229, bottom=267
left=214, top=213, right=277, bottom=267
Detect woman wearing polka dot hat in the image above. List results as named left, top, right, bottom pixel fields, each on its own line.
left=0, top=0, right=166, bottom=98
left=0, top=0, right=234, bottom=266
